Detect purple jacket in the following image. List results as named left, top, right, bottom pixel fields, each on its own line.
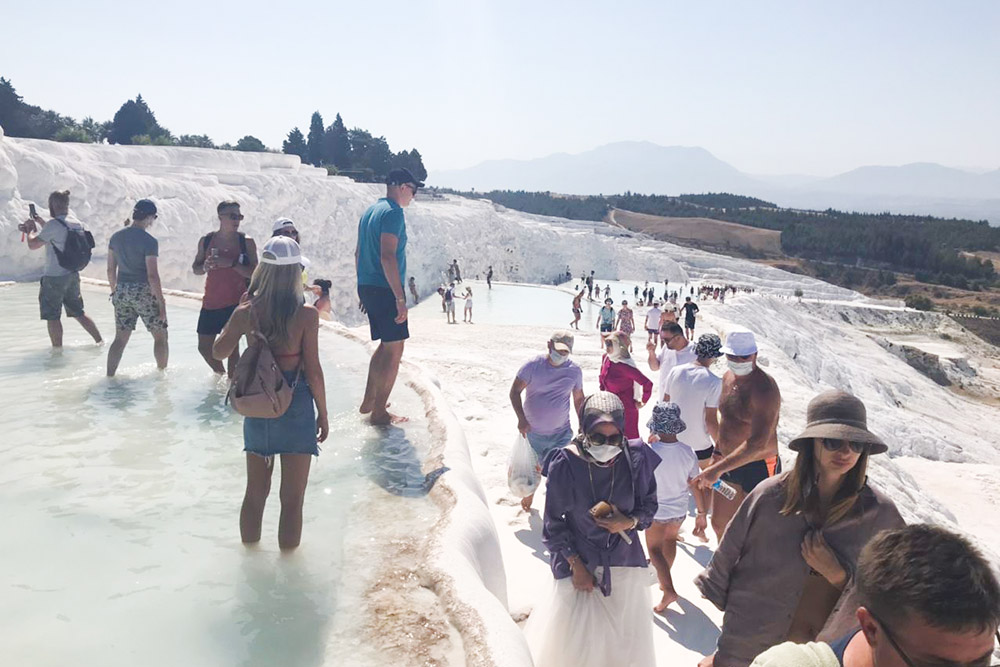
left=541, top=440, right=660, bottom=596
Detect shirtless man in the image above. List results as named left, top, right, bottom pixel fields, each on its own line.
left=570, top=289, right=584, bottom=329
left=692, top=329, right=780, bottom=542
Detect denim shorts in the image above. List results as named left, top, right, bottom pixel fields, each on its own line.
left=243, top=370, right=319, bottom=457
left=39, top=273, right=84, bottom=320
left=526, top=424, right=575, bottom=459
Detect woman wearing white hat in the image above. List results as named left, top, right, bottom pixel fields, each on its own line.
left=694, top=390, right=905, bottom=667
left=213, top=236, right=329, bottom=550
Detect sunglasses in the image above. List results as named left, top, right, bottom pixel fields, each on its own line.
left=226, top=213, right=244, bottom=221
left=586, top=432, right=623, bottom=447
left=820, top=437, right=869, bottom=455
left=871, top=610, right=1000, bottom=667
left=403, top=183, right=419, bottom=194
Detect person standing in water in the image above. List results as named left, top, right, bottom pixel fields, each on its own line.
left=570, top=289, right=584, bottom=329
left=356, top=168, right=422, bottom=425
left=486, top=265, right=494, bottom=289
left=23, top=189, right=103, bottom=347
left=192, top=200, right=258, bottom=376
left=214, top=237, right=328, bottom=550
left=106, top=199, right=168, bottom=376
left=310, top=279, right=333, bottom=320
left=692, top=329, right=781, bottom=542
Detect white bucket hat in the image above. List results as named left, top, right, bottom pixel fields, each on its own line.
left=721, top=329, right=758, bottom=357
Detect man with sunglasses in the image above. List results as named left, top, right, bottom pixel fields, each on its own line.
left=648, top=322, right=696, bottom=403
left=192, top=200, right=258, bottom=376
left=692, top=328, right=781, bottom=542
left=356, top=167, right=423, bottom=425
left=751, top=524, right=1000, bottom=667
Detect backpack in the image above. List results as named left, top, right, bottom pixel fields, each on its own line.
left=203, top=231, right=249, bottom=265
left=52, top=218, right=95, bottom=272
left=227, top=303, right=301, bottom=418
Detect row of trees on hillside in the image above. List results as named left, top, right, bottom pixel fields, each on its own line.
left=280, top=112, right=426, bottom=183
left=449, top=188, right=1000, bottom=287
left=1, top=77, right=426, bottom=176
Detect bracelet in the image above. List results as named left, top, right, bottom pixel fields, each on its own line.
left=395, top=297, right=405, bottom=302
left=628, top=516, right=638, bottom=530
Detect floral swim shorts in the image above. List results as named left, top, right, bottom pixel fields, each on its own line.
left=112, top=282, right=167, bottom=333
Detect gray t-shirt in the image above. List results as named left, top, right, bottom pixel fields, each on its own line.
left=109, top=226, right=159, bottom=284
left=36, top=216, right=85, bottom=277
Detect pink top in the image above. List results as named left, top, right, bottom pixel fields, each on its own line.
left=599, top=357, right=653, bottom=439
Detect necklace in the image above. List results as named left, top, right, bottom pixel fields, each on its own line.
left=588, top=456, right=616, bottom=506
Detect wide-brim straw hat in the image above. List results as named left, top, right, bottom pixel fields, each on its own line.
left=788, top=390, right=888, bottom=455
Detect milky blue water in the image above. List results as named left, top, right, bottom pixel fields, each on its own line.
left=0, top=283, right=440, bottom=666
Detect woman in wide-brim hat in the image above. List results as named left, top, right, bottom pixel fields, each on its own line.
left=694, top=390, right=905, bottom=667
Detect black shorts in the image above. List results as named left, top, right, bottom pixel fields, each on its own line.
left=722, top=456, right=782, bottom=494
left=600, top=323, right=614, bottom=333
left=197, top=304, right=237, bottom=336
left=685, top=318, right=696, bottom=329
left=694, top=446, right=714, bottom=461
left=359, top=284, right=409, bottom=343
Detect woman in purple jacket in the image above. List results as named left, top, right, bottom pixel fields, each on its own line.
left=524, top=391, right=660, bottom=667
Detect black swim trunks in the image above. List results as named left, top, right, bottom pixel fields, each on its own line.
left=197, top=304, right=238, bottom=336
left=721, top=455, right=782, bottom=494
left=359, top=284, right=409, bottom=343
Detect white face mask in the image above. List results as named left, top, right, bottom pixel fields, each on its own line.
left=728, top=360, right=754, bottom=376
left=549, top=351, right=569, bottom=366
left=586, top=444, right=621, bottom=463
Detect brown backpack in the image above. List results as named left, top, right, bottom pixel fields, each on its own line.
left=227, top=304, right=300, bottom=418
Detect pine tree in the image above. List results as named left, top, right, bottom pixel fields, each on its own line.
left=408, top=148, right=427, bottom=182
left=109, top=94, right=166, bottom=145
left=282, top=127, right=308, bottom=161
left=330, top=113, right=351, bottom=168
left=306, top=112, right=325, bottom=166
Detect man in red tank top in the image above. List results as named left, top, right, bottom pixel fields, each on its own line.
left=192, top=201, right=258, bottom=376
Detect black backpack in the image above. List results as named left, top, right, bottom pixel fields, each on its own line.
left=52, top=218, right=95, bottom=272
left=202, top=231, right=249, bottom=265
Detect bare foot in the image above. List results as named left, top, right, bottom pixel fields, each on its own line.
left=654, top=589, right=679, bottom=613
left=520, top=494, right=534, bottom=512
left=370, top=410, right=408, bottom=425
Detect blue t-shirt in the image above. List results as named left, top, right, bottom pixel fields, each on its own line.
left=356, top=198, right=406, bottom=289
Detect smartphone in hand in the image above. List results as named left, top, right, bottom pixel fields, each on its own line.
left=28, top=203, right=36, bottom=218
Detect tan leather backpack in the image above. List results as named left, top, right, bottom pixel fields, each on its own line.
left=227, top=304, right=300, bottom=418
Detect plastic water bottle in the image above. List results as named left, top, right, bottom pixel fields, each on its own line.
left=712, top=479, right=738, bottom=500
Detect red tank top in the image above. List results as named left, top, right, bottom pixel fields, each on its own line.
left=203, top=237, right=248, bottom=309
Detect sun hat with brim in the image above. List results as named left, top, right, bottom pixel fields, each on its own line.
left=721, top=329, right=758, bottom=357
left=788, top=390, right=888, bottom=454
left=260, top=236, right=310, bottom=268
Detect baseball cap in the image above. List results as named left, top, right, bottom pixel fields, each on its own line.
left=272, top=217, right=296, bottom=233
left=721, top=329, right=758, bottom=357
left=260, top=236, right=310, bottom=268
left=386, top=167, right=425, bottom=188
left=550, top=330, right=575, bottom=354
left=133, top=199, right=157, bottom=217
left=695, top=333, right=723, bottom=359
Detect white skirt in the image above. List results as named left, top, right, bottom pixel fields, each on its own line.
left=524, top=566, right=655, bottom=667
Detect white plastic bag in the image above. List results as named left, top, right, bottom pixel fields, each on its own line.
left=507, top=433, right=540, bottom=497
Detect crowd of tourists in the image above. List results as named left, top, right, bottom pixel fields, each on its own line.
left=17, top=169, right=1000, bottom=666
left=510, top=295, right=1000, bottom=665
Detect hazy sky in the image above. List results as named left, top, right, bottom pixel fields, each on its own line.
left=3, top=0, right=998, bottom=176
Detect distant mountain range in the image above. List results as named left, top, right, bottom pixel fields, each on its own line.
left=431, top=141, right=1000, bottom=223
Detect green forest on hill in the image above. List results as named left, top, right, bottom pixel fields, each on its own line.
left=440, top=188, right=998, bottom=289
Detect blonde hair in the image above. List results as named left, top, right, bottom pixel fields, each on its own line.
left=780, top=440, right=869, bottom=526
left=246, top=262, right=303, bottom=346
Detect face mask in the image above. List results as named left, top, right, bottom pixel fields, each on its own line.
left=728, top=360, right=754, bottom=376
left=586, top=444, right=621, bottom=463
left=549, top=351, right=569, bottom=366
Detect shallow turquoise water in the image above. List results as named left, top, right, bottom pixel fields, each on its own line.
left=0, top=283, right=440, bottom=666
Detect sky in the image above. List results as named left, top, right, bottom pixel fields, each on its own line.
left=3, top=0, right=998, bottom=176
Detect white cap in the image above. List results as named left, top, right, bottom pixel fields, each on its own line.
left=272, top=217, right=296, bottom=233
left=260, top=236, right=310, bottom=268
left=720, top=329, right=758, bottom=356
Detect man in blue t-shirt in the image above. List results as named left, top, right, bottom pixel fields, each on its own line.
left=356, top=167, right=423, bottom=425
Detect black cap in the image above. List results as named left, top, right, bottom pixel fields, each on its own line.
left=386, top=168, right=424, bottom=188
left=134, top=199, right=157, bottom=217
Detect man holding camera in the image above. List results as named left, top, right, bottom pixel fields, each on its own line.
left=21, top=190, right=103, bottom=347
